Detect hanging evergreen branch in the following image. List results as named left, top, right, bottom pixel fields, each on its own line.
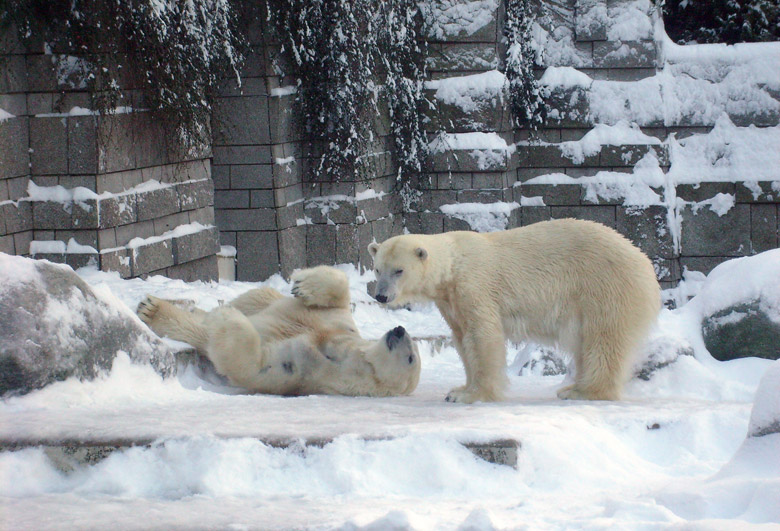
left=265, top=0, right=429, bottom=188
left=504, top=0, right=546, bottom=130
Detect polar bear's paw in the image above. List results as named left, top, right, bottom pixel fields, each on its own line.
left=445, top=385, right=501, bottom=404
left=136, top=295, right=163, bottom=326
left=557, top=384, right=618, bottom=401
left=291, top=266, right=349, bottom=309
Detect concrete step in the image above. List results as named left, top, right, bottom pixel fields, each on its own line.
left=0, top=437, right=521, bottom=469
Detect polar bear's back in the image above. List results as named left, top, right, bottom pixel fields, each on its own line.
left=450, top=218, right=660, bottom=342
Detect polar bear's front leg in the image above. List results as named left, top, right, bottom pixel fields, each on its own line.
left=445, top=320, right=508, bottom=403
left=137, top=296, right=209, bottom=351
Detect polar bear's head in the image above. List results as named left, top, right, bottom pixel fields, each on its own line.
left=368, top=236, right=430, bottom=307
left=368, top=325, right=421, bottom=395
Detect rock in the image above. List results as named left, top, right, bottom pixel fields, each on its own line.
left=511, top=344, right=569, bottom=376
left=0, top=253, right=175, bottom=396
left=747, top=360, right=780, bottom=438
left=703, top=301, right=780, bottom=361
left=634, top=335, right=695, bottom=381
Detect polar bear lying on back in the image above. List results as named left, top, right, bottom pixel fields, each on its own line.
left=369, top=219, right=660, bottom=403
left=137, top=266, right=421, bottom=397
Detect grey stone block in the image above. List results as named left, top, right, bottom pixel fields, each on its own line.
left=153, top=212, right=190, bottom=236
left=215, top=190, right=250, bottom=210
left=404, top=211, right=445, bottom=234
left=357, top=222, right=374, bottom=270
left=680, top=256, right=728, bottom=277
left=33, top=201, right=72, bottom=230
left=7, top=176, right=30, bottom=201
left=68, top=116, right=98, bottom=174
left=166, top=255, right=219, bottom=282
left=418, top=190, right=458, bottom=211
left=575, top=0, right=608, bottom=41
left=751, top=204, right=778, bottom=253
left=100, top=194, right=138, bottom=228
left=27, top=93, right=53, bottom=115
left=543, top=87, right=590, bottom=128
left=444, top=216, right=472, bottom=232
left=426, top=43, right=499, bottom=72
left=236, top=231, right=280, bottom=281
left=278, top=226, right=306, bottom=277
left=212, top=165, right=230, bottom=190
left=676, top=183, right=736, bottom=202
left=100, top=248, right=132, bottom=278
left=517, top=144, right=600, bottom=168
left=173, top=226, right=220, bottom=264
left=426, top=86, right=506, bottom=132
left=472, top=172, right=508, bottom=189
left=215, top=208, right=277, bottom=231
left=335, top=224, right=359, bottom=265
left=593, top=41, right=657, bottom=69
left=1, top=55, right=27, bottom=93
left=115, top=219, right=155, bottom=247
left=66, top=253, right=99, bottom=270
left=132, top=115, right=167, bottom=169
left=71, top=199, right=99, bottom=229
left=425, top=4, right=497, bottom=43
left=436, top=172, right=472, bottom=190
left=268, top=94, right=300, bottom=145
left=370, top=217, right=394, bottom=246
left=251, top=189, right=275, bottom=208
left=97, top=114, right=135, bottom=174
left=680, top=203, right=751, bottom=256
left=429, top=148, right=510, bottom=173
left=136, top=187, right=180, bottom=222
left=550, top=205, right=616, bottom=227
left=357, top=197, right=389, bottom=223
left=56, top=229, right=97, bottom=248
left=737, top=181, right=780, bottom=203
left=58, top=175, right=96, bottom=191
left=457, top=189, right=504, bottom=203
left=599, top=144, right=669, bottom=167
left=178, top=179, right=214, bottom=211
left=30, top=117, right=68, bottom=175
left=188, top=206, right=216, bottom=226
left=617, top=205, right=674, bottom=259
left=521, top=206, right=552, bottom=226
left=98, top=228, right=117, bottom=249
left=131, top=239, right=174, bottom=276
left=212, top=96, right=271, bottom=146
left=230, top=164, right=275, bottom=189
left=520, top=183, right=582, bottom=205
left=0, top=94, right=27, bottom=116
left=306, top=224, right=337, bottom=267
left=217, top=76, right=268, bottom=97
left=0, top=235, right=13, bottom=254
left=276, top=202, right=305, bottom=230
left=2, top=201, right=33, bottom=233
left=13, top=230, right=33, bottom=255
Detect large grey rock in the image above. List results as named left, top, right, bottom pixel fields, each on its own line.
left=703, top=301, right=780, bottom=362
left=0, top=253, right=175, bottom=396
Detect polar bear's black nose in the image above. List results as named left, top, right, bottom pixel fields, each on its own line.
left=375, top=293, right=388, bottom=303
left=385, top=326, right=406, bottom=349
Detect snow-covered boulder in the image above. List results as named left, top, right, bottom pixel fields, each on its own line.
left=747, top=360, right=780, bottom=439
left=683, top=250, right=780, bottom=362
left=0, top=253, right=175, bottom=396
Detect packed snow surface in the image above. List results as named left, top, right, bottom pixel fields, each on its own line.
left=1, top=255, right=779, bottom=530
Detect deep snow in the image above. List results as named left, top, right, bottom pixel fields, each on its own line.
left=1, top=252, right=779, bottom=530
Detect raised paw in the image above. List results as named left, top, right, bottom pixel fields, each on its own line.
left=290, top=266, right=349, bottom=309
left=136, top=295, right=162, bottom=326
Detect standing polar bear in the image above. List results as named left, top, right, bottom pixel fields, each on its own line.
left=137, top=266, right=420, bottom=397
left=369, top=218, right=660, bottom=403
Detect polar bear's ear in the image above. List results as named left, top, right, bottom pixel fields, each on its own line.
left=415, top=247, right=428, bottom=261
left=368, top=242, right=380, bottom=258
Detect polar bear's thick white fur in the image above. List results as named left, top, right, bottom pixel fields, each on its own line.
left=368, top=219, right=660, bottom=403
left=137, top=266, right=420, bottom=397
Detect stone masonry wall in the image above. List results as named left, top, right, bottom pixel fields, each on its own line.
left=0, top=27, right=221, bottom=281
left=2, top=1, right=778, bottom=287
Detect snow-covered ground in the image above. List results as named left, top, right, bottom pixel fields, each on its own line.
left=2, top=254, right=779, bottom=530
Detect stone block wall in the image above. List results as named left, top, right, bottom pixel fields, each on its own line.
left=211, top=14, right=404, bottom=280
left=0, top=27, right=221, bottom=281
left=2, top=0, right=778, bottom=287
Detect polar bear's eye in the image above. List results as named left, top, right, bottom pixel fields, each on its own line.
left=394, top=269, right=404, bottom=276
